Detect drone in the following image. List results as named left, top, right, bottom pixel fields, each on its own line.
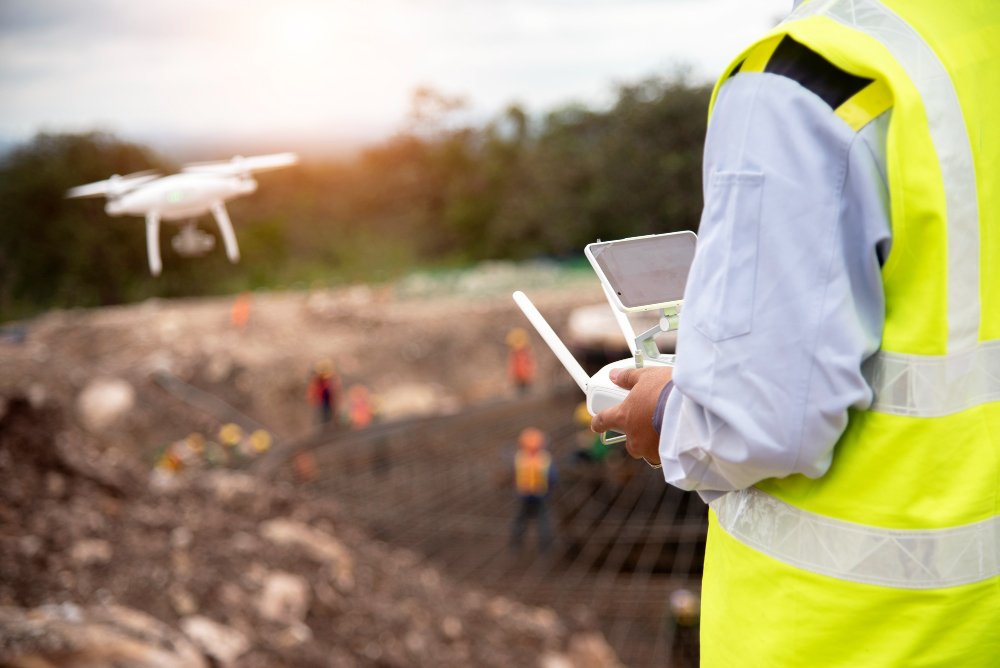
left=66, top=152, right=298, bottom=276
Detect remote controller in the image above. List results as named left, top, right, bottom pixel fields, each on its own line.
left=587, top=356, right=673, bottom=414
left=512, top=232, right=694, bottom=444
left=512, top=291, right=673, bottom=443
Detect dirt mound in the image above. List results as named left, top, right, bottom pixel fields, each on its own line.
left=0, top=270, right=604, bottom=465
left=0, top=397, right=619, bottom=667
left=0, top=270, right=624, bottom=665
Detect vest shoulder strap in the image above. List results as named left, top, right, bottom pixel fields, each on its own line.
left=731, top=34, right=892, bottom=131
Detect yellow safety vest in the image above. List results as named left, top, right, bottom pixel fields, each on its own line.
left=702, top=1, right=1000, bottom=665
left=515, top=451, right=551, bottom=496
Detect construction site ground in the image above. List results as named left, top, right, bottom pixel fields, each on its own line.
left=0, top=261, right=706, bottom=667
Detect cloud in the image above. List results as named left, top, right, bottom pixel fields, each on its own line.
left=0, top=0, right=790, bottom=143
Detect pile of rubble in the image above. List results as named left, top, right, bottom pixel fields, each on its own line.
left=0, top=397, right=620, bottom=667
left=0, top=274, right=604, bottom=456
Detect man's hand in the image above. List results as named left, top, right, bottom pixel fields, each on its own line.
left=590, top=366, right=673, bottom=465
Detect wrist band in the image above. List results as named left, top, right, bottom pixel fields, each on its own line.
left=652, top=380, right=674, bottom=435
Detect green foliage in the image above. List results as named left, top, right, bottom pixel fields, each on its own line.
left=0, top=77, right=710, bottom=321
left=0, top=132, right=164, bottom=317
left=489, top=78, right=710, bottom=258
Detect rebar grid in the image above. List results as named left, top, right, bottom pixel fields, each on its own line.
left=274, top=390, right=708, bottom=667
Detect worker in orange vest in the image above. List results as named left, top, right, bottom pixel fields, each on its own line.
left=346, top=384, right=374, bottom=430
left=510, top=427, right=556, bottom=551
left=506, top=328, right=536, bottom=395
left=230, top=292, right=251, bottom=330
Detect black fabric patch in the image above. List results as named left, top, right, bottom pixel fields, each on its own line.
left=728, top=59, right=745, bottom=78
left=764, top=35, right=872, bottom=108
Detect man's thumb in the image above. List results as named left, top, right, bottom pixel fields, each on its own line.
left=590, top=411, right=606, bottom=434
left=609, top=367, right=641, bottom=389
left=590, top=407, right=618, bottom=434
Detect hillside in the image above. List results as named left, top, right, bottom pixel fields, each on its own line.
left=0, top=265, right=634, bottom=667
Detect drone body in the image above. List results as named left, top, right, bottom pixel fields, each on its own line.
left=67, top=153, right=297, bottom=276
left=105, top=172, right=256, bottom=220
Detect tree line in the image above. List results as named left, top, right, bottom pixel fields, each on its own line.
left=0, top=76, right=710, bottom=321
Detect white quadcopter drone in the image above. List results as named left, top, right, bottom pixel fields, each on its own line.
left=514, top=231, right=697, bottom=444
left=66, top=152, right=298, bottom=276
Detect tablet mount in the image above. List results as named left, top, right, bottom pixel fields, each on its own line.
left=513, top=232, right=693, bottom=449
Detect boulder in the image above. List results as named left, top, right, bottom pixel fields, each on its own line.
left=69, top=538, right=113, bottom=566
left=76, top=378, right=135, bottom=432
left=0, top=603, right=208, bottom=668
left=180, top=615, right=249, bottom=667
left=256, top=571, right=310, bottom=625
left=259, top=518, right=353, bottom=568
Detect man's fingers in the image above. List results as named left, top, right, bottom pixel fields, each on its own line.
left=590, top=411, right=607, bottom=434
left=590, top=406, right=622, bottom=435
left=609, top=367, right=642, bottom=389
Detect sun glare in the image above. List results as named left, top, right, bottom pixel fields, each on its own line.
left=276, top=9, right=324, bottom=55
left=204, top=3, right=414, bottom=136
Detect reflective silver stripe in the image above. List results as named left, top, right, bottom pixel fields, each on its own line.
left=789, top=0, right=980, bottom=353
left=865, top=341, right=1000, bottom=416
left=712, top=488, right=1000, bottom=589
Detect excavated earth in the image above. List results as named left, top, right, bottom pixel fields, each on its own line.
left=0, top=265, right=628, bottom=667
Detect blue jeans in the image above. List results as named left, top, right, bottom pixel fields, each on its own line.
left=510, top=495, right=552, bottom=550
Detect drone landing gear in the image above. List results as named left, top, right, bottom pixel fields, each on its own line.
left=145, top=212, right=162, bottom=276
left=210, top=201, right=241, bottom=264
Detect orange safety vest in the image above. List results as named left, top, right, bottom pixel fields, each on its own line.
left=515, top=451, right=551, bottom=496
left=349, top=396, right=372, bottom=429
left=508, top=347, right=535, bottom=383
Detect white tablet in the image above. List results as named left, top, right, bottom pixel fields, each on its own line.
left=585, top=231, right=697, bottom=313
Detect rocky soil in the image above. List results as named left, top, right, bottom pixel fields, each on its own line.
left=0, top=264, right=626, bottom=667
left=0, top=262, right=607, bottom=456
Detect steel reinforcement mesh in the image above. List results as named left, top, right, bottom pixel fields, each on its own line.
left=264, top=389, right=708, bottom=667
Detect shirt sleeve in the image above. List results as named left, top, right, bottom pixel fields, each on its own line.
left=658, top=71, right=891, bottom=501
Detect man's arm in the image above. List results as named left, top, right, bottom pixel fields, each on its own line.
left=658, top=65, right=891, bottom=500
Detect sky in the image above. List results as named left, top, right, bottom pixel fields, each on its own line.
left=0, top=0, right=791, bottom=156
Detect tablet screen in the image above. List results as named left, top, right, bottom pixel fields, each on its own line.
left=588, top=232, right=696, bottom=310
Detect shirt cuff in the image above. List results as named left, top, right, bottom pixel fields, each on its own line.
left=651, top=380, right=674, bottom=435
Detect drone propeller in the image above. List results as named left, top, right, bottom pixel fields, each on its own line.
left=65, top=170, right=161, bottom=199
left=180, top=152, right=298, bottom=176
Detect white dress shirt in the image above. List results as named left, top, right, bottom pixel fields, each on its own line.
left=659, top=70, right=892, bottom=502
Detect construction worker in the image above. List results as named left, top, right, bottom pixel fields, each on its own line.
left=218, top=422, right=245, bottom=466
left=667, top=589, right=700, bottom=668
left=572, top=401, right=610, bottom=464
left=218, top=423, right=243, bottom=448
left=155, top=442, right=184, bottom=474
left=203, top=438, right=227, bottom=468
left=307, top=359, right=340, bottom=428
left=346, top=384, right=375, bottom=430
left=249, top=429, right=272, bottom=455
left=510, top=427, right=556, bottom=552
left=505, top=327, right=535, bottom=395
left=174, top=432, right=206, bottom=470
left=590, top=1, right=1000, bottom=665
left=230, top=292, right=251, bottom=330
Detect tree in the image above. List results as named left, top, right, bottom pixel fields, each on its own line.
left=0, top=132, right=165, bottom=318
left=0, top=75, right=713, bottom=320
left=488, top=78, right=710, bottom=259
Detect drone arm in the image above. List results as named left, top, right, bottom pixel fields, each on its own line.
left=182, top=152, right=297, bottom=175
left=210, top=201, right=240, bottom=263
left=145, top=211, right=162, bottom=276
